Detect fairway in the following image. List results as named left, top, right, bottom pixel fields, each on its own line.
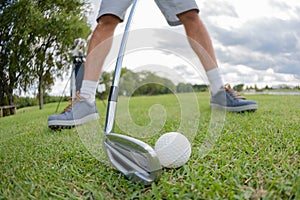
left=0, top=93, right=299, bottom=199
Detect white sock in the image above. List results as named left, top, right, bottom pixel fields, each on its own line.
left=206, top=68, right=224, bottom=95
left=80, top=80, right=98, bottom=103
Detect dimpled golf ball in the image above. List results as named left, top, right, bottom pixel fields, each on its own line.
left=154, top=132, right=191, bottom=168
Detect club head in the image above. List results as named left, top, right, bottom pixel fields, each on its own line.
left=103, top=133, right=162, bottom=185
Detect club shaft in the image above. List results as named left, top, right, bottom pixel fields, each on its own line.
left=112, top=0, right=137, bottom=87
left=104, top=0, right=138, bottom=134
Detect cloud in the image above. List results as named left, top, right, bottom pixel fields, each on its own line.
left=220, top=64, right=299, bottom=88
left=269, top=0, right=300, bottom=19
left=212, top=18, right=300, bottom=54
left=196, top=0, right=300, bottom=82
left=201, top=0, right=238, bottom=18
left=129, top=0, right=300, bottom=87
left=211, top=18, right=300, bottom=76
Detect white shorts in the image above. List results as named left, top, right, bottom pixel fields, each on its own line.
left=97, top=0, right=199, bottom=26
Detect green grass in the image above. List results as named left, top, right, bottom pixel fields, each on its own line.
left=0, top=93, right=299, bottom=199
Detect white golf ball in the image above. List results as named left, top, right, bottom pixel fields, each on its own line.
left=154, top=132, right=191, bottom=168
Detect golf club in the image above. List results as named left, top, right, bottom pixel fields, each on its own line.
left=103, top=0, right=162, bottom=185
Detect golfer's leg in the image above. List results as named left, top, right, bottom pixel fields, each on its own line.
left=178, top=10, right=258, bottom=111
left=177, top=10, right=218, bottom=72
left=48, top=2, right=132, bottom=129
left=84, top=15, right=121, bottom=82
left=177, top=10, right=224, bottom=95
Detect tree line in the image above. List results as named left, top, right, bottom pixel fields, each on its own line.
left=98, top=68, right=209, bottom=98
left=10, top=68, right=209, bottom=111
left=0, top=0, right=91, bottom=112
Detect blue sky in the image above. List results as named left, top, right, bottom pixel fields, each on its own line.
left=50, top=0, right=300, bottom=95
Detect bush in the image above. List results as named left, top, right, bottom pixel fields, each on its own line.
left=13, top=95, right=69, bottom=109
left=14, top=96, right=37, bottom=109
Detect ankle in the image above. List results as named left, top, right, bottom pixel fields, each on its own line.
left=207, top=68, right=224, bottom=95
left=80, top=80, right=97, bottom=103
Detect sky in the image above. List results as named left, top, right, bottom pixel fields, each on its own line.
left=50, top=0, right=300, bottom=95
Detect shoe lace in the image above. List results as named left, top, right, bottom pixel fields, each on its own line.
left=61, top=92, right=81, bottom=113
left=224, top=84, right=246, bottom=100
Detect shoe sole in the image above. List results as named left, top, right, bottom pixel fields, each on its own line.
left=48, top=113, right=99, bottom=130
left=210, top=103, right=258, bottom=112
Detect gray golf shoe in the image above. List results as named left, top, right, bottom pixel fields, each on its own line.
left=210, top=84, right=258, bottom=112
left=48, top=96, right=99, bottom=130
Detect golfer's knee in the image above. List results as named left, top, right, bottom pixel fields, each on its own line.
left=177, top=9, right=200, bottom=24
left=96, top=14, right=120, bottom=30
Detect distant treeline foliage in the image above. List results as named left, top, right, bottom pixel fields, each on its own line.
left=12, top=68, right=208, bottom=111
left=106, top=68, right=209, bottom=97
left=13, top=94, right=68, bottom=110
left=11, top=68, right=300, bottom=113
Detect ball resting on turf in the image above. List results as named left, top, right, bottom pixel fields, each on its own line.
left=154, top=132, right=191, bottom=168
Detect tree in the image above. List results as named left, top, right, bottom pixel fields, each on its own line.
left=134, top=71, right=176, bottom=96
left=97, top=71, right=112, bottom=99
left=31, top=0, right=91, bottom=109
left=264, top=85, right=271, bottom=90
left=119, top=68, right=140, bottom=96
left=0, top=0, right=34, bottom=111
left=192, top=84, right=208, bottom=92
left=233, top=84, right=244, bottom=92
left=176, top=83, right=193, bottom=93
left=118, top=69, right=176, bottom=96
left=0, top=0, right=91, bottom=109
left=0, top=0, right=18, bottom=12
